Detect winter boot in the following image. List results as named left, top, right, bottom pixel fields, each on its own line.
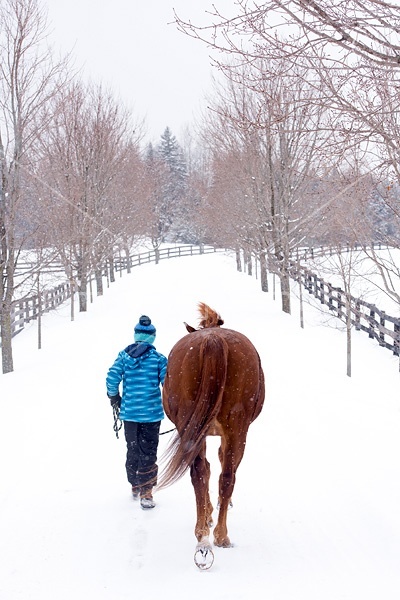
left=140, top=490, right=155, bottom=510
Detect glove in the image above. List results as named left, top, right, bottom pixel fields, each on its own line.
left=108, top=393, right=121, bottom=409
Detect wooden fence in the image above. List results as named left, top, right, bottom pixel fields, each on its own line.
left=10, top=245, right=219, bottom=338
left=294, top=265, right=400, bottom=356
left=296, top=242, right=388, bottom=261
left=8, top=243, right=400, bottom=358
left=113, top=244, right=217, bottom=271
left=11, top=283, right=71, bottom=337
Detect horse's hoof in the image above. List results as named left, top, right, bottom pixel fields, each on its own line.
left=214, top=538, right=233, bottom=548
left=194, top=539, right=215, bottom=570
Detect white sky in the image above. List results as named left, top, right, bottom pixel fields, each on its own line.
left=45, top=0, right=231, bottom=144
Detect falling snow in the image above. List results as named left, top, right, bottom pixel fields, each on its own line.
left=1, top=252, right=400, bottom=599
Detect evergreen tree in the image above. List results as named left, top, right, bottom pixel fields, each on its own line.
left=156, top=127, right=188, bottom=242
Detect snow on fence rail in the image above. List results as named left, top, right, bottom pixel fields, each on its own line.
left=294, top=265, right=400, bottom=356
left=10, top=245, right=219, bottom=338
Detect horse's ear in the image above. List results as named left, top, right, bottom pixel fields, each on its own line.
left=184, top=322, right=196, bottom=333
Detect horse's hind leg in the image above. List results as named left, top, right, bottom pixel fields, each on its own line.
left=190, top=441, right=214, bottom=542
left=214, top=435, right=246, bottom=548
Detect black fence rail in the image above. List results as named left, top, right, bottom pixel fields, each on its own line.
left=294, top=265, right=400, bottom=356
left=10, top=245, right=219, bottom=338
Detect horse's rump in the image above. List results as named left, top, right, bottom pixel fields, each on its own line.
left=158, top=327, right=264, bottom=490
left=158, top=330, right=229, bottom=489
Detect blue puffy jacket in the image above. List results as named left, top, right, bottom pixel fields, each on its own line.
left=106, top=342, right=168, bottom=422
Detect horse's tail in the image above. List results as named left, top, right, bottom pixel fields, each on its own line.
left=157, top=332, right=229, bottom=491
left=198, top=301, right=224, bottom=328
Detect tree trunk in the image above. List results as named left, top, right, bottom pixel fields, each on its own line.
left=109, top=256, right=115, bottom=283
left=280, top=270, right=291, bottom=314
left=70, top=280, right=75, bottom=322
left=78, top=276, right=88, bottom=312
left=247, top=253, right=252, bottom=276
left=299, top=269, right=304, bottom=329
left=235, top=248, right=242, bottom=272
left=346, top=297, right=352, bottom=377
left=124, top=246, right=131, bottom=274
left=1, top=305, right=14, bottom=374
left=95, top=267, right=103, bottom=296
left=37, top=278, right=42, bottom=350
left=260, top=252, right=268, bottom=292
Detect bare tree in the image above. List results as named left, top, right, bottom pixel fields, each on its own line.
left=35, top=81, right=143, bottom=312
left=200, top=58, right=329, bottom=313
left=0, top=0, right=69, bottom=373
left=108, top=141, right=151, bottom=274
left=176, top=2, right=400, bottom=316
left=175, top=1, right=400, bottom=67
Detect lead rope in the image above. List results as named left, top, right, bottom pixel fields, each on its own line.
left=112, top=405, right=123, bottom=439
left=112, top=406, right=175, bottom=439
left=160, top=427, right=176, bottom=435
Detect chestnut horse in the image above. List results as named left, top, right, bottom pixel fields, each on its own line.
left=158, top=303, right=265, bottom=568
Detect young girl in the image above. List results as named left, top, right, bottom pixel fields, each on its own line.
left=106, top=315, right=168, bottom=509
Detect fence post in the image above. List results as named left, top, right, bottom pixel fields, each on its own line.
left=24, top=300, right=30, bottom=323
left=19, top=303, right=24, bottom=333
left=307, top=271, right=312, bottom=293
left=394, top=321, right=400, bottom=356
left=379, top=311, right=386, bottom=346
left=337, top=291, right=342, bottom=319
left=369, top=308, right=376, bottom=339
left=328, top=283, right=333, bottom=311
left=313, top=274, right=317, bottom=296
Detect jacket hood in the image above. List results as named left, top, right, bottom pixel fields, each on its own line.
left=124, top=342, right=154, bottom=359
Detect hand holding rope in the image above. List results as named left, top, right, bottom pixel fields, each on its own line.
left=112, top=404, right=123, bottom=438
left=108, top=394, right=122, bottom=439
left=109, top=393, right=175, bottom=438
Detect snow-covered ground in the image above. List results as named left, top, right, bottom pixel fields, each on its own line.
left=1, top=251, right=399, bottom=600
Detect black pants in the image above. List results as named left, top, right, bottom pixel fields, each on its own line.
left=123, top=421, right=161, bottom=495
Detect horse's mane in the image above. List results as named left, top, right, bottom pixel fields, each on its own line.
left=198, top=302, right=224, bottom=329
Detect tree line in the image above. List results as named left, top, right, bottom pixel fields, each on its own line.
left=1, top=0, right=400, bottom=373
